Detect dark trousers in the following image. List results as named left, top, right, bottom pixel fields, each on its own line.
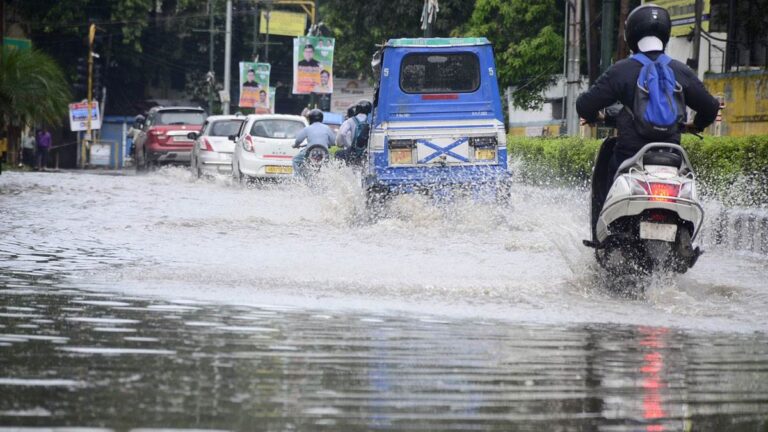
left=591, top=138, right=636, bottom=240
left=37, top=147, right=49, bottom=169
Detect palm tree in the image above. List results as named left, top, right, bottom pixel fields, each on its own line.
left=0, top=46, right=71, bottom=166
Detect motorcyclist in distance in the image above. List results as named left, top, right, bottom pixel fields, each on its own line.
left=576, top=3, right=719, bottom=214
left=292, top=109, right=336, bottom=177
left=335, top=100, right=371, bottom=164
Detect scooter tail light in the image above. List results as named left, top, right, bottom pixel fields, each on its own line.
left=648, top=182, right=681, bottom=202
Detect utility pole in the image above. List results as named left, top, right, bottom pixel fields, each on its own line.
left=209, top=0, right=215, bottom=113
left=252, top=2, right=259, bottom=59
left=599, top=0, right=616, bottom=74
left=265, top=10, right=270, bottom=62
left=688, top=0, right=704, bottom=75
left=565, top=0, right=582, bottom=136
left=223, top=0, right=232, bottom=115
left=83, top=23, right=96, bottom=168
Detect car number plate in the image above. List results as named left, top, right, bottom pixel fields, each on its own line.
left=639, top=222, right=677, bottom=242
left=173, top=136, right=190, bottom=142
left=265, top=165, right=292, bottom=174
left=475, top=149, right=496, bottom=161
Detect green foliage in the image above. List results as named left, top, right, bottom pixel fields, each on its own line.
left=457, top=0, right=564, bottom=110
left=0, top=46, right=71, bottom=128
left=508, top=135, right=768, bottom=205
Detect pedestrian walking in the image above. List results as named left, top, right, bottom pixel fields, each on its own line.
left=36, top=128, right=52, bottom=171
left=22, top=130, right=36, bottom=168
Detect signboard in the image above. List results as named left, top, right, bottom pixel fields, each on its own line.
left=3, top=37, right=32, bottom=52
left=643, top=0, right=710, bottom=36
left=90, top=142, right=112, bottom=166
left=331, top=78, right=375, bottom=113
left=68, top=101, right=101, bottom=131
left=292, top=36, right=335, bottom=95
left=260, top=11, right=307, bottom=37
left=238, top=62, right=271, bottom=112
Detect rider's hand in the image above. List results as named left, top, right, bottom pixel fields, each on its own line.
left=291, top=143, right=299, bottom=149
left=682, top=122, right=700, bottom=134
left=580, top=112, right=605, bottom=126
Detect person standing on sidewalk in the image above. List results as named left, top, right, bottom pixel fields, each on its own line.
left=36, top=128, right=52, bottom=171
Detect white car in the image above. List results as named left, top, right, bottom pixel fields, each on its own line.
left=231, top=114, right=308, bottom=182
left=189, top=115, right=246, bottom=178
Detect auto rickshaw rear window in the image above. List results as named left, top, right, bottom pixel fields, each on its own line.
left=399, top=53, right=480, bottom=94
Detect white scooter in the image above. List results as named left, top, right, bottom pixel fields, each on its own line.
left=584, top=138, right=704, bottom=275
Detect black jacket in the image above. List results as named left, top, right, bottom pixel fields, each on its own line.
left=576, top=51, right=720, bottom=154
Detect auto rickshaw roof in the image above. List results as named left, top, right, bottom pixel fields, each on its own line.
left=385, top=37, right=491, bottom=48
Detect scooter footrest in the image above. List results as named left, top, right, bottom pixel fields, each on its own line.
left=583, top=239, right=601, bottom=249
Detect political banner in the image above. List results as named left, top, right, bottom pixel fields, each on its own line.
left=68, top=101, right=101, bottom=131
left=238, top=62, right=271, bottom=111
left=293, top=36, right=334, bottom=95
left=331, top=78, right=375, bottom=113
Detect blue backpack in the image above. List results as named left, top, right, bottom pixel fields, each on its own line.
left=630, top=53, right=685, bottom=140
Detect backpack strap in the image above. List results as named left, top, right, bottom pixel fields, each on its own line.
left=631, top=53, right=653, bottom=66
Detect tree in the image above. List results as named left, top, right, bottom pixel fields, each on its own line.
left=0, top=46, right=71, bottom=164
left=457, top=0, right=564, bottom=110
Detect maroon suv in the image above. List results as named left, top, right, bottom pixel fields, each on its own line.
left=134, top=106, right=206, bottom=171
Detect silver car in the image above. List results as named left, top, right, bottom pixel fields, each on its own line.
left=189, top=115, right=246, bottom=178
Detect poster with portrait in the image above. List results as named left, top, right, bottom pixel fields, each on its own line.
left=238, top=62, right=271, bottom=111
left=292, top=36, right=334, bottom=95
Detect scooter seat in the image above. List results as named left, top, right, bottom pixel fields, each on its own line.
left=643, top=151, right=682, bottom=168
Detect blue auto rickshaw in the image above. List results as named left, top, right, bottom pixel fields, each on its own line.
left=364, top=37, right=510, bottom=204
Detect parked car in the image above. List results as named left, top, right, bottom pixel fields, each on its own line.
left=231, top=114, right=308, bottom=182
left=133, top=106, right=206, bottom=171
left=188, top=115, right=245, bottom=178
left=364, top=38, right=511, bottom=204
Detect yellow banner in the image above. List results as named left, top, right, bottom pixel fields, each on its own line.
left=643, top=0, right=710, bottom=36
left=260, top=11, right=307, bottom=37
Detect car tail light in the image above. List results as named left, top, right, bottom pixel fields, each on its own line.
left=149, top=129, right=166, bottom=139
left=388, top=139, right=414, bottom=165
left=242, top=135, right=255, bottom=152
left=201, top=138, right=213, bottom=152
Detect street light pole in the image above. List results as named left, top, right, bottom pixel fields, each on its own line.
left=223, top=0, right=232, bottom=115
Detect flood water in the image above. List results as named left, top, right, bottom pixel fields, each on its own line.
left=1, top=168, right=767, bottom=431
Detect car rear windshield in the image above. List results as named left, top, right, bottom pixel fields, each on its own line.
left=250, top=120, right=305, bottom=139
left=209, top=120, right=244, bottom=137
left=156, top=111, right=206, bottom=125
left=400, top=53, right=480, bottom=94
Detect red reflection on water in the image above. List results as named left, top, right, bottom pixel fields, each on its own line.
left=639, top=326, right=668, bottom=432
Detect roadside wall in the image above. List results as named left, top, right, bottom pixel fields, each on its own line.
left=704, top=71, right=768, bottom=137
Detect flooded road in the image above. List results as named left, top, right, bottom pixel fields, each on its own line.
left=1, top=169, right=767, bottom=430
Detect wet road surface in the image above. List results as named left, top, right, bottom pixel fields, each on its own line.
left=1, top=169, right=767, bottom=430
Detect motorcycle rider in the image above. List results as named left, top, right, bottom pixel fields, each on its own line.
left=292, top=108, right=336, bottom=177
left=577, top=3, right=719, bottom=222
left=335, top=99, right=371, bottom=164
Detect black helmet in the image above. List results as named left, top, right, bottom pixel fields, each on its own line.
left=307, top=109, right=323, bottom=124
left=356, top=99, right=372, bottom=115
left=346, top=104, right=358, bottom=119
left=624, top=4, right=671, bottom=54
